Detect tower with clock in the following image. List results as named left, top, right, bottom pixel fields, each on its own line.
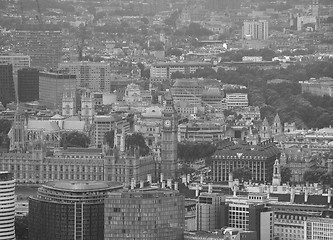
left=161, top=92, right=178, bottom=180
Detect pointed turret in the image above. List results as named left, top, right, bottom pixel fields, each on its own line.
left=272, top=158, right=281, bottom=186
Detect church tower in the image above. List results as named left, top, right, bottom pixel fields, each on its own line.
left=272, top=158, right=281, bottom=186
left=9, top=104, right=26, bottom=152
left=62, top=89, right=76, bottom=117
left=81, top=90, right=94, bottom=124
left=271, top=113, right=283, bottom=137
left=161, top=92, right=178, bottom=180
left=260, top=117, right=271, bottom=141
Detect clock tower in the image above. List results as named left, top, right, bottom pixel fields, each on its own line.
left=161, top=92, right=178, bottom=180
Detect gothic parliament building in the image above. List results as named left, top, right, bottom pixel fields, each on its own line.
left=0, top=92, right=180, bottom=184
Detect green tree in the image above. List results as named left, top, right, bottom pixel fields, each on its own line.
left=232, top=167, right=252, bottom=182
left=60, top=132, right=90, bottom=148
left=125, top=133, right=150, bottom=156
left=281, top=166, right=291, bottom=183
left=0, top=119, right=12, bottom=134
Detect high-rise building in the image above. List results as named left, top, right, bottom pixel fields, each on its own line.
left=0, top=64, right=15, bottom=107
left=39, top=71, right=76, bottom=110
left=0, top=172, right=16, bottom=240
left=17, top=68, right=39, bottom=102
left=104, top=188, right=185, bottom=240
left=29, top=181, right=123, bottom=240
left=161, top=92, right=178, bottom=179
left=306, top=210, right=333, bottom=240
left=196, top=192, right=226, bottom=231
left=242, top=20, right=269, bottom=40
left=13, top=24, right=62, bottom=70
left=0, top=54, right=30, bottom=74
left=58, top=61, right=113, bottom=92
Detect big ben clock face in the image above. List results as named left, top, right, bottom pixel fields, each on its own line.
left=164, top=120, right=171, bottom=128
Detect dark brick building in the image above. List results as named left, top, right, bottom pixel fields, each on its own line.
left=0, top=64, right=15, bottom=106
left=18, top=68, right=39, bottom=102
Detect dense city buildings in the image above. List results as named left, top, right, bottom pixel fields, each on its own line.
left=171, top=79, right=203, bottom=107
left=39, top=71, right=76, bottom=110
left=225, top=93, right=249, bottom=109
left=13, top=24, right=62, bottom=70
left=104, top=188, right=185, bottom=240
left=0, top=64, right=15, bottom=106
left=17, top=68, right=39, bottom=102
left=0, top=172, right=15, bottom=240
left=0, top=54, right=30, bottom=74
left=58, top=61, right=113, bottom=92
left=29, top=181, right=123, bottom=240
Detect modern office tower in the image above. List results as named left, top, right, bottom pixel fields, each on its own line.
left=306, top=210, right=333, bottom=240
left=171, top=79, right=204, bottom=107
left=212, top=141, right=280, bottom=182
left=242, top=20, right=269, bottom=40
left=196, top=192, right=226, bottom=231
left=0, top=64, right=15, bottom=107
left=225, top=193, right=274, bottom=240
left=58, top=61, right=113, bottom=92
left=104, top=188, right=185, bottom=240
left=29, top=181, right=123, bottom=240
left=0, top=54, right=30, bottom=74
left=161, top=92, right=178, bottom=180
left=13, top=24, right=62, bottom=70
left=39, top=71, right=76, bottom=110
left=17, top=68, right=39, bottom=102
left=226, top=93, right=249, bottom=109
left=0, top=172, right=16, bottom=240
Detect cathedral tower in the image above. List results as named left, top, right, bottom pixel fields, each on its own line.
left=9, top=104, right=26, bottom=152
left=81, top=90, right=94, bottom=124
left=161, top=92, right=178, bottom=179
left=62, top=89, right=76, bottom=117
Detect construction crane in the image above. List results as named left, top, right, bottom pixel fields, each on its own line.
left=35, top=0, right=42, bottom=24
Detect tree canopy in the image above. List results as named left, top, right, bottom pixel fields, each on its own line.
left=60, top=132, right=90, bottom=148
left=125, top=133, right=150, bottom=156
left=178, top=142, right=217, bottom=163
left=232, top=167, right=252, bottom=182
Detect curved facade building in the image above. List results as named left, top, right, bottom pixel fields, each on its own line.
left=0, top=172, right=15, bottom=240
left=29, top=181, right=123, bottom=240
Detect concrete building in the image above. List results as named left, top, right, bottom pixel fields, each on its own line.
left=299, top=77, right=333, bottom=97
left=242, top=20, right=269, bottom=40
left=58, top=61, right=113, bottom=92
left=178, top=122, right=226, bottom=142
left=17, top=68, right=39, bottom=102
left=0, top=54, right=30, bottom=74
left=171, top=79, right=204, bottom=107
left=226, top=93, right=248, bottom=109
left=0, top=172, right=15, bottom=240
left=39, top=71, right=76, bottom=110
left=13, top=24, right=62, bottom=70
left=29, top=181, right=123, bottom=240
left=104, top=188, right=185, bottom=240
left=225, top=193, right=274, bottom=240
left=306, top=210, right=333, bottom=240
left=196, top=192, right=226, bottom=231
left=211, top=141, right=280, bottom=182
left=150, top=62, right=212, bottom=79
left=0, top=64, right=15, bottom=107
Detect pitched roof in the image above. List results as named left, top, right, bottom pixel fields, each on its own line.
left=27, top=120, right=60, bottom=131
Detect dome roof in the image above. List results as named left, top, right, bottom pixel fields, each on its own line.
left=142, top=106, right=162, bottom=118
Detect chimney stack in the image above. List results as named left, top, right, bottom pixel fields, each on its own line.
left=161, top=181, right=165, bottom=189
left=140, top=180, right=144, bottom=188
left=195, top=184, right=200, bottom=197
left=290, top=187, right=295, bottom=203
left=304, top=187, right=309, bottom=203
left=200, top=174, right=204, bottom=184
left=187, top=174, right=190, bottom=183
left=167, top=179, right=172, bottom=188
left=328, top=188, right=332, bottom=204
left=174, top=182, right=178, bottom=191
left=208, top=183, right=213, bottom=194
left=131, top=178, right=135, bottom=190
left=160, top=173, right=164, bottom=183
left=182, top=175, right=187, bottom=185
left=233, top=185, right=237, bottom=197
left=147, top=174, right=152, bottom=184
